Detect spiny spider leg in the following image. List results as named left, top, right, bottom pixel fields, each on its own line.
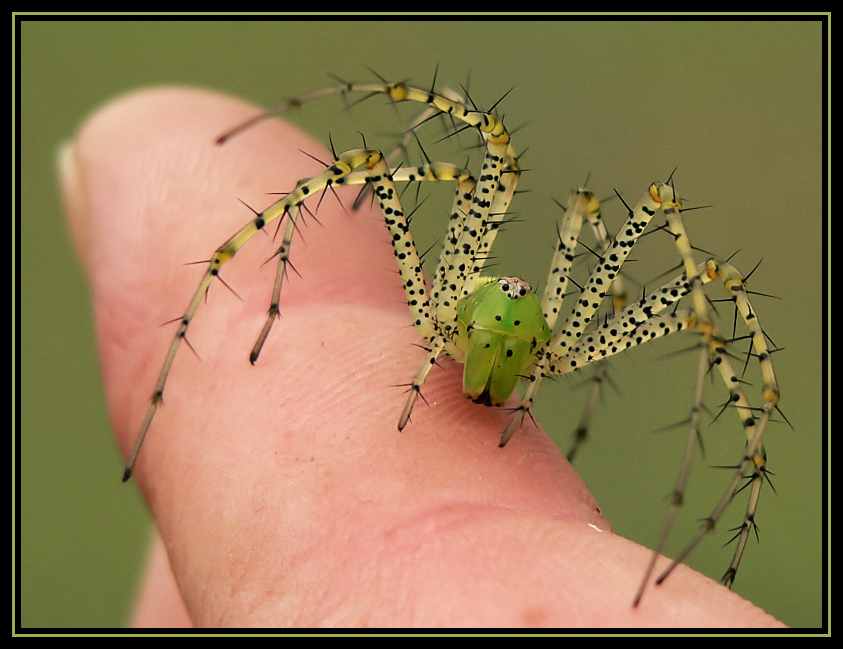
left=124, top=148, right=384, bottom=481
left=540, top=188, right=627, bottom=462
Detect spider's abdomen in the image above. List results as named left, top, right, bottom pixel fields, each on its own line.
left=455, top=277, right=551, bottom=407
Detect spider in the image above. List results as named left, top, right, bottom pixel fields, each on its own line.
left=121, top=75, right=781, bottom=606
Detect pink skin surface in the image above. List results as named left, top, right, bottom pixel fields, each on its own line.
left=60, top=87, right=785, bottom=629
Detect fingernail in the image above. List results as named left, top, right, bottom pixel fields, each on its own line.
left=57, top=138, right=92, bottom=278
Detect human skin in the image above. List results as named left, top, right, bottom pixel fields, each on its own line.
left=60, top=87, right=785, bottom=629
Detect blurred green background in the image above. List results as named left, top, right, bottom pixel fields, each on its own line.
left=19, top=19, right=825, bottom=629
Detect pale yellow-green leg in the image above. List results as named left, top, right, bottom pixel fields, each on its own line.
left=566, top=189, right=627, bottom=461
left=500, top=183, right=676, bottom=447
left=555, top=263, right=707, bottom=366
left=355, top=157, right=480, bottom=430
left=249, top=204, right=299, bottom=364
left=564, top=363, right=606, bottom=462
left=651, top=259, right=780, bottom=592
left=218, top=79, right=515, bottom=159
left=654, top=369, right=772, bottom=590
left=461, top=151, right=522, bottom=297
left=633, top=193, right=780, bottom=604
left=398, top=335, right=449, bottom=430
left=323, top=159, right=485, bottom=426
left=539, top=188, right=599, bottom=330
left=123, top=148, right=388, bottom=481
left=631, top=190, right=723, bottom=605
left=536, top=187, right=625, bottom=461
left=432, top=137, right=512, bottom=341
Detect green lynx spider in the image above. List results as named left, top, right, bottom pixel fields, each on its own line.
left=122, top=76, right=781, bottom=606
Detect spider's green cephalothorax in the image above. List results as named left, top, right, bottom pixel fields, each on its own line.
left=456, top=277, right=550, bottom=407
